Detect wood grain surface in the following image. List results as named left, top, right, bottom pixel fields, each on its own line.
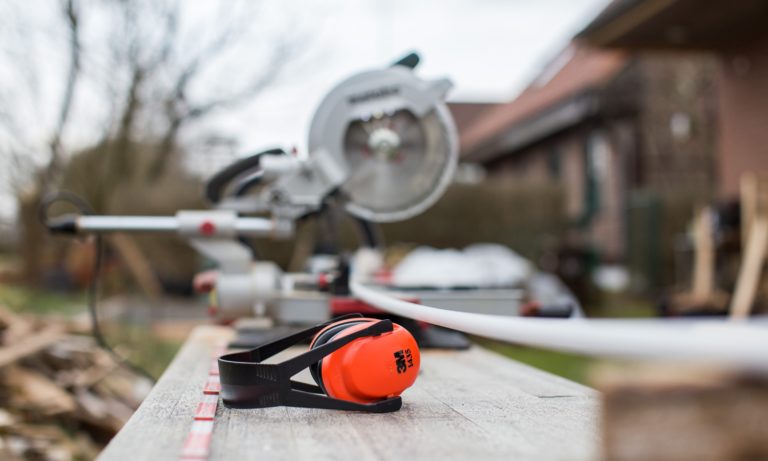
left=98, top=326, right=599, bottom=461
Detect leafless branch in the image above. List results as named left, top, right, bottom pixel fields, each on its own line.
left=167, top=7, right=254, bottom=107
left=44, top=0, right=82, bottom=189
left=146, top=3, right=296, bottom=178
left=145, top=0, right=180, bottom=71
left=186, top=47, right=291, bottom=120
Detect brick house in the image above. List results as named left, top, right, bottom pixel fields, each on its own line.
left=577, top=0, right=768, bottom=200
left=459, top=42, right=718, bottom=263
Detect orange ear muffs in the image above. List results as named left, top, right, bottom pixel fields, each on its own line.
left=308, top=317, right=420, bottom=404
left=218, top=314, right=417, bottom=412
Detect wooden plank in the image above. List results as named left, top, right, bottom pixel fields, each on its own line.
left=597, top=364, right=768, bottom=461
left=98, top=326, right=233, bottom=461
left=0, top=325, right=65, bottom=368
left=99, top=326, right=599, bottom=461
left=729, top=216, right=768, bottom=319
left=739, top=172, right=768, bottom=258
left=0, top=304, right=34, bottom=345
left=740, top=172, right=758, bottom=256
left=2, top=365, right=77, bottom=416
left=691, top=206, right=714, bottom=299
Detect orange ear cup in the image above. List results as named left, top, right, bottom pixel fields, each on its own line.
left=309, top=318, right=420, bottom=404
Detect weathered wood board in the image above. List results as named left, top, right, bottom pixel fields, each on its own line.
left=598, top=364, right=768, bottom=461
left=98, top=326, right=599, bottom=461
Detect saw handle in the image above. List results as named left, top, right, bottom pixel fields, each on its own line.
left=204, top=148, right=286, bottom=204
left=391, top=52, right=420, bottom=70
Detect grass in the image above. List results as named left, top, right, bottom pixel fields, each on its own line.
left=591, top=290, right=658, bottom=318
left=475, top=338, right=597, bottom=385
left=102, top=323, right=183, bottom=379
left=1, top=280, right=658, bottom=385
left=475, top=290, right=656, bottom=386
left=0, top=283, right=87, bottom=316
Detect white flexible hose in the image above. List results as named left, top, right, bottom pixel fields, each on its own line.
left=350, top=280, right=768, bottom=371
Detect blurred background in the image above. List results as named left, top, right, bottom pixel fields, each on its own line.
left=2, top=0, right=768, bottom=458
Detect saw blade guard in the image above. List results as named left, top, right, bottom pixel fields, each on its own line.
left=308, top=66, right=458, bottom=223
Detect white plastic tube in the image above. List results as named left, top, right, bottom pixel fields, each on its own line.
left=350, top=280, right=768, bottom=371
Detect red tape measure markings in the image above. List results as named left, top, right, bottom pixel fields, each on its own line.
left=194, top=394, right=219, bottom=421
left=209, top=358, right=220, bottom=376
left=180, top=341, right=228, bottom=460
left=181, top=420, right=214, bottom=459
left=203, top=375, right=221, bottom=395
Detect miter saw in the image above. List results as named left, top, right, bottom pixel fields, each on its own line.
left=47, top=54, right=456, bottom=318
left=47, top=53, right=577, bottom=348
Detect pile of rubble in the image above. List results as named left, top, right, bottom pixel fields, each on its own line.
left=0, top=306, right=152, bottom=460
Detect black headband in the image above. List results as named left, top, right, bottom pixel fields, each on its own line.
left=218, top=314, right=402, bottom=413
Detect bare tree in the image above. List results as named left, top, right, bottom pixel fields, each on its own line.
left=99, top=0, right=301, bottom=181
left=0, top=0, right=306, bottom=282
left=0, top=0, right=304, bottom=193
left=0, top=0, right=83, bottom=195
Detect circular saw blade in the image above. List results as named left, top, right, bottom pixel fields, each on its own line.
left=342, top=109, right=451, bottom=219
left=308, top=67, right=457, bottom=223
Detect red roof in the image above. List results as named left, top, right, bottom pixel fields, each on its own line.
left=447, top=102, right=498, bottom=135
left=460, top=44, right=628, bottom=157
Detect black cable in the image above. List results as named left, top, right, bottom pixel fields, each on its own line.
left=355, top=217, right=383, bottom=249
left=38, top=190, right=94, bottom=223
left=88, top=233, right=156, bottom=382
left=39, top=191, right=156, bottom=383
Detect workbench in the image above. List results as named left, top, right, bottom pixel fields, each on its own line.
left=98, top=326, right=600, bottom=460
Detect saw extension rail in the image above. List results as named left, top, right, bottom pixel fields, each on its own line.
left=350, top=280, right=768, bottom=371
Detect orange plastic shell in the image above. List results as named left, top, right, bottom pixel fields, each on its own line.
left=315, top=320, right=420, bottom=404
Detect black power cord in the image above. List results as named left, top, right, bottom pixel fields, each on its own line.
left=39, top=191, right=156, bottom=383
left=355, top=217, right=383, bottom=249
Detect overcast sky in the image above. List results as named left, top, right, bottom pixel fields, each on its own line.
left=0, top=0, right=609, bottom=220
left=218, top=0, right=611, bottom=153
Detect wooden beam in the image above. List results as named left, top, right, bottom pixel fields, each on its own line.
left=598, top=364, right=768, bottom=461
left=2, top=365, right=77, bottom=416
left=729, top=216, right=768, bottom=320
left=583, top=0, right=677, bottom=47
left=691, top=206, right=714, bottom=300
left=740, top=173, right=758, bottom=256
left=0, top=325, right=65, bottom=368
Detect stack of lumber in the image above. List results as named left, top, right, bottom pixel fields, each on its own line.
left=0, top=305, right=151, bottom=460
